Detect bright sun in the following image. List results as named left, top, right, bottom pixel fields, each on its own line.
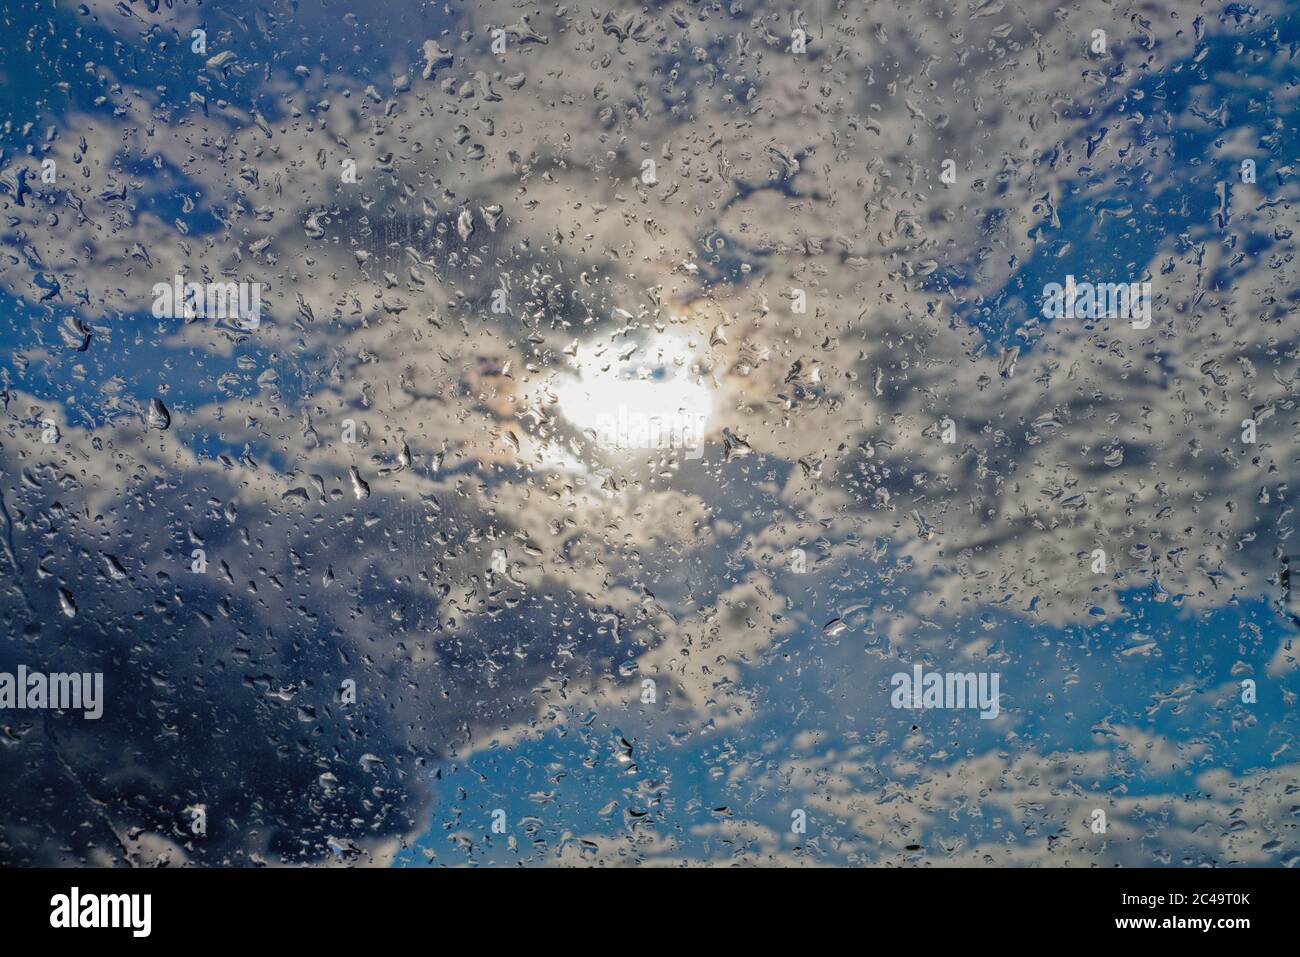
left=550, top=333, right=716, bottom=457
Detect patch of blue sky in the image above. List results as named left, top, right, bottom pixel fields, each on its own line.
left=397, top=562, right=1297, bottom=864
left=936, top=10, right=1298, bottom=351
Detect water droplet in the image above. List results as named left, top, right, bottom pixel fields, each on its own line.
left=147, top=398, right=171, bottom=430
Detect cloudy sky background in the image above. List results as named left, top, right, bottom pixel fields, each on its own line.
left=0, top=0, right=1297, bottom=865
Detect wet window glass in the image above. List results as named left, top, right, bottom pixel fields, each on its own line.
left=0, top=0, right=1297, bottom=870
